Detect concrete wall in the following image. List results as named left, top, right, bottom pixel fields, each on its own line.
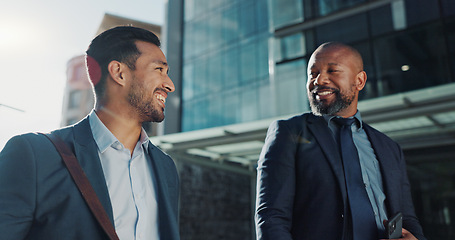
left=178, top=162, right=252, bottom=240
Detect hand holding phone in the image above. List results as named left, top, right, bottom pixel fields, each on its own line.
left=386, top=212, right=403, bottom=239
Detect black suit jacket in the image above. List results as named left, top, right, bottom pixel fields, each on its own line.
left=255, top=113, right=425, bottom=240
left=0, top=117, right=180, bottom=240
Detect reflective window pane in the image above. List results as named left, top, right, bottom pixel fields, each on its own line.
left=222, top=6, right=239, bottom=44
left=182, top=101, right=194, bottom=131
left=275, top=33, right=305, bottom=62
left=270, top=0, right=303, bottom=29
left=184, top=0, right=195, bottom=21
left=369, top=5, right=394, bottom=36
left=223, top=90, right=241, bottom=125
left=316, top=13, right=369, bottom=44
left=240, top=87, right=259, bottom=122
left=316, top=0, right=366, bottom=16
left=257, top=37, right=269, bottom=79
left=183, top=23, right=193, bottom=59
left=208, top=13, right=222, bottom=50
left=373, top=23, right=451, bottom=96
left=274, top=59, right=308, bottom=115
left=256, top=0, right=269, bottom=32
left=181, top=0, right=271, bottom=130
left=182, top=64, right=194, bottom=101
left=240, top=40, right=257, bottom=84
left=441, top=0, right=455, bottom=17
left=223, top=47, right=240, bottom=89
left=207, top=53, right=222, bottom=93
left=239, top=2, right=255, bottom=38
left=207, top=95, right=223, bottom=127
left=404, top=0, right=440, bottom=27
left=193, top=57, right=209, bottom=96
left=258, top=82, right=275, bottom=119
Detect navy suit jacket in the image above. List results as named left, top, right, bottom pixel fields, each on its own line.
left=255, top=113, right=425, bottom=240
left=0, top=117, right=180, bottom=240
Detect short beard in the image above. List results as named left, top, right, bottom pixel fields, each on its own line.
left=127, top=77, right=165, bottom=123
left=309, top=87, right=355, bottom=116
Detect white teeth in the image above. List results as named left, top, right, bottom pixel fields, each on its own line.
left=318, top=91, right=332, bottom=96
left=156, top=94, right=166, bottom=103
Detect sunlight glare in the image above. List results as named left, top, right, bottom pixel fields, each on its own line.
left=0, top=24, right=28, bottom=49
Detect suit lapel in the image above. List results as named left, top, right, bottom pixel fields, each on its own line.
left=363, top=125, right=401, bottom=216
left=307, top=114, right=348, bottom=207
left=147, top=144, right=175, bottom=239
left=72, top=117, right=115, bottom=224
left=147, top=144, right=169, bottom=207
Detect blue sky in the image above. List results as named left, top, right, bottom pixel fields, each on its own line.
left=0, top=0, right=166, bottom=149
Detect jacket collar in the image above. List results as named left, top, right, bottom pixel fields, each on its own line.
left=72, top=116, right=115, bottom=224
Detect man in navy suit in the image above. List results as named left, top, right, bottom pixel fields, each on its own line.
left=255, top=42, right=426, bottom=240
left=0, top=26, right=180, bottom=239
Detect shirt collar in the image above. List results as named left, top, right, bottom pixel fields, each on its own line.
left=88, top=110, right=150, bottom=153
left=323, top=110, right=364, bottom=130
left=139, top=128, right=150, bottom=150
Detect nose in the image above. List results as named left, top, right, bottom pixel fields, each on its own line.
left=163, top=75, right=175, bottom=93
left=313, top=72, right=329, bottom=86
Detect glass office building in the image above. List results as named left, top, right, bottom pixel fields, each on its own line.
left=164, top=0, right=455, bottom=239
left=178, top=0, right=454, bottom=132
left=181, top=0, right=272, bottom=131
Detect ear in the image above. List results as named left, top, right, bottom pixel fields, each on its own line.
left=355, top=71, right=367, bottom=91
left=107, top=60, right=128, bottom=86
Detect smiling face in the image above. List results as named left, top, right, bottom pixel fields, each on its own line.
left=306, top=43, right=366, bottom=118
left=127, top=41, right=175, bottom=123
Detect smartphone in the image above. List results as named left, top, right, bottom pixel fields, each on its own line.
left=386, top=212, right=403, bottom=239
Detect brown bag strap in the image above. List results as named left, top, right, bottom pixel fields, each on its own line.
left=41, top=132, right=120, bottom=240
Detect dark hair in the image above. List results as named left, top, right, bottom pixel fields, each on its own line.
left=85, top=26, right=161, bottom=100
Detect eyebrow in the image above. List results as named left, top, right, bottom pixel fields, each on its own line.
left=153, top=60, right=168, bottom=66
left=309, top=62, right=340, bottom=68
left=154, top=60, right=170, bottom=73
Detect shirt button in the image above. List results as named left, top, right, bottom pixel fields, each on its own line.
left=112, top=142, right=122, bottom=150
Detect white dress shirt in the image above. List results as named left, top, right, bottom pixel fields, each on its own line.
left=89, top=111, right=159, bottom=240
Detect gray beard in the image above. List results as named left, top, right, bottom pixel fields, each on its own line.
left=309, top=90, right=354, bottom=116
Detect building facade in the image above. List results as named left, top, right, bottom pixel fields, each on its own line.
left=162, top=0, right=455, bottom=239
left=165, top=0, right=455, bottom=132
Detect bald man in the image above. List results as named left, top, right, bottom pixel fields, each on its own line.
left=255, top=42, right=426, bottom=240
